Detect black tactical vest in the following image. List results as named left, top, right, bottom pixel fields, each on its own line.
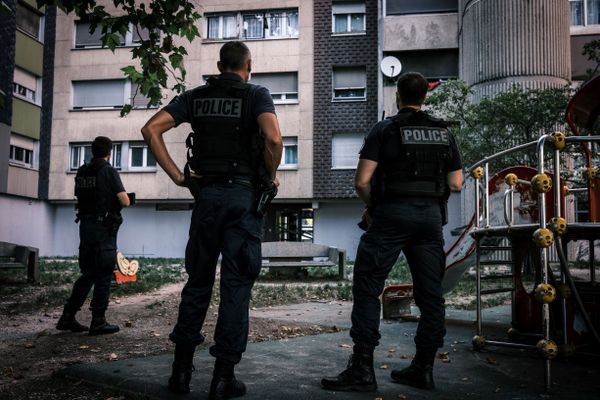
left=383, top=109, right=452, bottom=198
left=188, top=77, right=261, bottom=178
left=75, top=158, right=109, bottom=215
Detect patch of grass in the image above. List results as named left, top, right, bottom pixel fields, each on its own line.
left=249, top=282, right=354, bottom=307
left=0, top=257, right=186, bottom=313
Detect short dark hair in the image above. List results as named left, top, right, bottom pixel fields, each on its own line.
left=396, top=72, right=428, bottom=106
left=92, top=136, right=112, bottom=158
left=219, top=41, right=251, bottom=70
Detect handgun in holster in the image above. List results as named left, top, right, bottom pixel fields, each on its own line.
left=256, top=182, right=278, bottom=217
left=184, top=163, right=201, bottom=201
left=104, top=212, right=123, bottom=236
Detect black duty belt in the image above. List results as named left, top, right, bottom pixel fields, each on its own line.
left=197, top=176, right=256, bottom=190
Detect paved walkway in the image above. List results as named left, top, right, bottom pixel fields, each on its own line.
left=59, top=303, right=599, bottom=399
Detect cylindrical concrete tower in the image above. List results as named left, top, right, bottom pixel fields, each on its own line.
left=459, top=0, right=571, bottom=101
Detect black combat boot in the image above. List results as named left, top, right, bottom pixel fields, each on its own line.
left=56, top=308, right=88, bottom=332
left=390, top=347, right=436, bottom=390
left=168, top=344, right=196, bottom=394
left=321, top=346, right=377, bottom=392
left=88, top=312, right=120, bottom=335
left=208, top=358, right=247, bottom=400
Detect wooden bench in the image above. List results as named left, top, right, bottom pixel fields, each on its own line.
left=261, top=242, right=346, bottom=279
left=0, top=241, right=40, bottom=283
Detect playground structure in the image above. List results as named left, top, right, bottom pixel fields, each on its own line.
left=442, top=76, right=600, bottom=393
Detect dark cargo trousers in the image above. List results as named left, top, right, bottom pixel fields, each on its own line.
left=65, top=218, right=117, bottom=314
left=169, top=184, right=263, bottom=365
left=350, top=200, right=447, bottom=352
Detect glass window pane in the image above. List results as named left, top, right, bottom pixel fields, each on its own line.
left=288, top=11, right=299, bottom=37
left=112, top=144, right=121, bottom=169
left=146, top=149, right=156, bottom=167
left=334, top=14, right=348, bottom=32
left=588, top=0, right=600, bottom=25
left=571, top=1, right=584, bottom=25
left=84, top=146, right=92, bottom=163
left=131, top=147, right=144, bottom=167
left=243, top=14, right=264, bottom=39
left=16, top=3, right=40, bottom=38
left=132, top=26, right=151, bottom=43
left=208, top=16, right=220, bottom=38
left=14, top=147, right=24, bottom=161
left=223, top=15, right=238, bottom=38
left=350, top=14, right=364, bottom=31
left=285, top=145, right=298, bottom=165
left=71, top=147, right=79, bottom=169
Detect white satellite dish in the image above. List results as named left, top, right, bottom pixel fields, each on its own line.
left=380, top=56, right=402, bottom=78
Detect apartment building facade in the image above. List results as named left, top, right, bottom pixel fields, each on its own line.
left=46, top=0, right=314, bottom=257
left=3, top=0, right=598, bottom=259
left=0, top=0, right=56, bottom=252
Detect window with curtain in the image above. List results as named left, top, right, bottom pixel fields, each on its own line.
left=267, top=10, right=299, bottom=38
left=73, top=80, right=126, bottom=109
left=250, top=72, right=299, bottom=103
left=69, top=142, right=122, bottom=170
left=570, top=0, right=600, bottom=26
left=332, top=133, right=364, bottom=169
left=332, top=1, right=365, bottom=33
left=243, top=13, right=264, bottom=39
left=571, top=0, right=584, bottom=25
left=332, top=66, right=366, bottom=100
left=16, top=2, right=42, bottom=40
left=280, top=137, right=298, bottom=169
left=589, top=0, right=600, bottom=25
left=207, top=14, right=238, bottom=39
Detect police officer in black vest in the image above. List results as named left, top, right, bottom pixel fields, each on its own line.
left=141, top=41, right=283, bottom=399
left=56, top=136, right=131, bottom=335
left=322, top=72, right=463, bottom=392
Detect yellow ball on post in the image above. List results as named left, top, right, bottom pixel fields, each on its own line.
left=505, top=173, right=518, bottom=186
left=562, top=185, right=570, bottom=196
left=531, top=173, right=552, bottom=193
left=536, top=339, right=558, bottom=359
left=472, top=335, right=486, bottom=351
left=471, top=167, right=484, bottom=180
left=533, top=228, right=554, bottom=248
left=549, top=217, right=567, bottom=235
left=551, top=132, right=566, bottom=151
left=534, top=283, right=556, bottom=303
left=585, top=167, right=597, bottom=180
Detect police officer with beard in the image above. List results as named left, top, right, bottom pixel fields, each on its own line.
left=56, top=136, right=131, bottom=335
left=322, top=72, right=463, bottom=392
left=141, top=41, right=283, bottom=399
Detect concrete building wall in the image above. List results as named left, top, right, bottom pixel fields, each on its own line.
left=0, top=195, right=54, bottom=255
left=459, top=0, right=571, bottom=100
left=51, top=204, right=192, bottom=258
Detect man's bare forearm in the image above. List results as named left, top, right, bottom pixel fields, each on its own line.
left=263, top=140, right=282, bottom=180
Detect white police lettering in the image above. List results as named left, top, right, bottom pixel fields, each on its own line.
left=194, top=98, right=242, bottom=118
left=401, top=126, right=449, bottom=145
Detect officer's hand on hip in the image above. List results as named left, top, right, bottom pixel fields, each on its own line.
left=173, top=171, right=186, bottom=187
left=273, top=176, right=280, bottom=188
left=362, top=207, right=373, bottom=226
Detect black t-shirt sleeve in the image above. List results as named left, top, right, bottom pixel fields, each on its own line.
left=446, top=131, right=463, bottom=172
left=162, top=92, right=192, bottom=126
left=359, top=121, right=388, bottom=162
left=251, top=85, right=276, bottom=119
left=107, top=168, right=126, bottom=195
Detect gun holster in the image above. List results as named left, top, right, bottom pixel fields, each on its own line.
left=256, top=182, right=277, bottom=217
left=104, top=212, right=123, bottom=236
left=184, top=163, right=201, bottom=201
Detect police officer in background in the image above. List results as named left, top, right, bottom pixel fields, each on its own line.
left=141, top=41, right=283, bottom=399
left=56, top=136, right=131, bottom=335
left=322, top=72, right=463, bottom=392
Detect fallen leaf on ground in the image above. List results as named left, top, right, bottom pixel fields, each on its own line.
left=125, top=321, right=133, bottom=328
left=485, top=357, right=498, bottom=365
left=23, top=343, right=35, bottom=349
left=78, top=345, right=90, bottom=350
left=461, top=377, right=469, bottom=381
left=380, top=364, right=388, bottom=369
left=339, top=344, right=351, bottom=348
left=109, top=353, right=118, bottom=360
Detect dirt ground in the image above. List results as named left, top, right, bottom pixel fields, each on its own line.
left=0, top=282, right=340, bottom=400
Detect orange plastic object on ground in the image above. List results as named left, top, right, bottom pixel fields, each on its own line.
left=114, top=271, right=137, bottom=284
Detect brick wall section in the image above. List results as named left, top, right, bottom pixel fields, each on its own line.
left=0, top=0, right=16, bottom=125
left=38, top=5, right=56, bottom=199
left=313, top=0, right=378, bottom=199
